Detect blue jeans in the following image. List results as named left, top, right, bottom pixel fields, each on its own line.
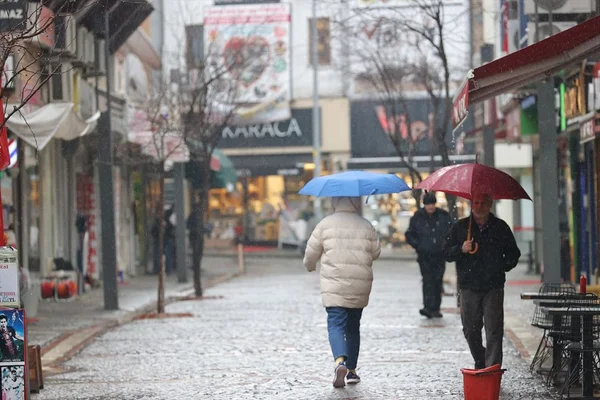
left=326, top=307, right=363, bottom=370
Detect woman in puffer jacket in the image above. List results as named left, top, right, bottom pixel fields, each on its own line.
left=303, top=196, right=381, bottom=388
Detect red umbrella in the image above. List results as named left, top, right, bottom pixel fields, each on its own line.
left=415, top=162, right=532, bottom=201
left=415, top=162, right=531, bottom=254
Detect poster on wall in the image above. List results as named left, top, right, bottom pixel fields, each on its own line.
left=0, top=308, right=26, bottom=400
left=203, top=3, right=291, bottom=125
left=0, top=309, right=24, bottom=364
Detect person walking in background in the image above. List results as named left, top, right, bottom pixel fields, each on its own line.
left=303, top=197, right=381, bottom=388
left=405, top=192, right=452, bottom=318
left=443, top=192, right=521, bottom=369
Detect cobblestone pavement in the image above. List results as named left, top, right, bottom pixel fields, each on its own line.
left=33, top=258, right=557, bottom=400
left=28, top=258, right=239, bottom=350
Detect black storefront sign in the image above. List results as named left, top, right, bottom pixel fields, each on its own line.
left=214, top=0, right=280, bottom=5
left=350, top=99, right=471, bottom=158
left=0, top=0, right=26, bottom=32
left=219, top=108, right=315, bottom=149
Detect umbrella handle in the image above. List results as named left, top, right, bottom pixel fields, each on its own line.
left=467, top=215, right=479, bottom=255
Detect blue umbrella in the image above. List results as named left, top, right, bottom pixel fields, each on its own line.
left=299, top=170, right=411, bottom=197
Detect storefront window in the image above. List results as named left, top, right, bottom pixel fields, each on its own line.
left=361, top=172, right=470, bottom=248
left=207, top=174, right=312, bottom=244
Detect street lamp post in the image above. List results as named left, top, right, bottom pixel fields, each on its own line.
left=98, top=6, right=119, bottom=311
left=311, top=0, right=322, bottom=220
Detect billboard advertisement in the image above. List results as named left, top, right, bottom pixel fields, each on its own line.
left=204, top=3, right=291, bottom=125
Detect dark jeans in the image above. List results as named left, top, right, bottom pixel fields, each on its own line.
left=326, top=307, right=363, bottom=370
left=418, top=256, right=445, bottom=312
left=460, top=287, right=504, bottom=368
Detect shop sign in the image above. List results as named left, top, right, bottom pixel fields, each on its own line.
left=505, top=106, right=521, bottom=140
left=564, top=76, right=586, bottom=121
left=0, top=0, right=26, bottom=32
left=214, top=0, right=279, bottom=4
left=0, top=247, right=19, bottom=308
left=580, top=118, right=596, bottom=144
left=219, top=108, right=314, bottom=148
left=452, top=79, right=469, bottom=131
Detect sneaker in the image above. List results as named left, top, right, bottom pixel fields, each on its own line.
left=419, top=308, right=433, bottom=318
left=431, top=311, right=443, bottom=318
left=333, top=362, right=347, bottom=388
left=346, top=371, right=361, bottom=384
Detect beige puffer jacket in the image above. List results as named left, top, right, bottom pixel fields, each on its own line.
left=303, top=197, right=381, bottom=309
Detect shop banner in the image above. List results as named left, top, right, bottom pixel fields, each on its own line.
left=0, top=248, right=18, bottom=308
left=204, top=3, right=291, bottom=125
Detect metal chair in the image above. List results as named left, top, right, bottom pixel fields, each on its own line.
left=529, top=283, right=576, bottom=375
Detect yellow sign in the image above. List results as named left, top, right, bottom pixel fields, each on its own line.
left=565, top=76, right=586, bottom=120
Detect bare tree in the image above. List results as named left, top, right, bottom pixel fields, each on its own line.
left=179, top=56, right=240, bottom=298
left=118, top=83, right=186, bottom=314
left=329, top=0, right=468, bottom=213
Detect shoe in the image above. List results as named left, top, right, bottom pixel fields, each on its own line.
left=419, top=308, right=433, bottom=318
left=474, top=362, right=485, bottom=370
left=346, top=371, right=361, bottom=385
left=333, top=362, right=347, bottom=388
left=431, top=311, right=443, bottom=318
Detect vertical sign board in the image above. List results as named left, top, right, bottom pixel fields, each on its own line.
left=0, top=248, right=25, bottom=400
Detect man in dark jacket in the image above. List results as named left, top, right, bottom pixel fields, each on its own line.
left=405, top=192, right=452, bottom=318
left=443, top=192, right=521, bottom=369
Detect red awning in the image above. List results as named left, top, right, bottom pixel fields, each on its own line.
left=452, top=15, right=600, bottom=130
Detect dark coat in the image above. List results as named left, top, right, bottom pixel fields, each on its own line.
left=443, top=214, right=521, bottom=292
left=405, top=208, right=453, bottom=258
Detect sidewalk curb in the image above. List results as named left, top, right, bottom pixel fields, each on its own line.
left=40, top=272, right=241, bottom=369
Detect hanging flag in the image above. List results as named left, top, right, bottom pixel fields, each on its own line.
left=0, top=100, right=9, bottom=170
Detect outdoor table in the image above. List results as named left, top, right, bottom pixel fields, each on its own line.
left=537, top=300, right=600, bottom=308
left=542, top=306, right=600, bottom=399
left=521, top=292, right=594, bottom=300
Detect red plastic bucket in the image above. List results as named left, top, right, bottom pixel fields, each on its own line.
left=461, top=364, right=505, bottom=400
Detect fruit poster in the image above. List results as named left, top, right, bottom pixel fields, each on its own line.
left=203, top=3, right=291, bottom=125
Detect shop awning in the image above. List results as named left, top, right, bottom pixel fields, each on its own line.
left=127, top=131, right=224, bottom=171
left=228, top=153, right=313, bottom=177
left=452, top=15, right=600, bottom=131
left=5, top=103, right=100, bottom=150
left=347, top=154, right=477, bottom=171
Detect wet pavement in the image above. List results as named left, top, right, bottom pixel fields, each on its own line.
left=28, top=258, right=240, bottom=351
left=32, top=258, right=557, bottom=400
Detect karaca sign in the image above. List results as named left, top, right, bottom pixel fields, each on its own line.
left=452, top=79, right=470, bottom=131
left=219, top=108, right=314, bottom=148
left=222, top=118, right=302, bottom=139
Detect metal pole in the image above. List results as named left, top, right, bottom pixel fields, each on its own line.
left=311, top=0, right=322, bottom=220
left=537, top=80, right=561, bottom=283
left=174, top=163, right=187, bottom=283
left=99, top=9, right=119, bottom=310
